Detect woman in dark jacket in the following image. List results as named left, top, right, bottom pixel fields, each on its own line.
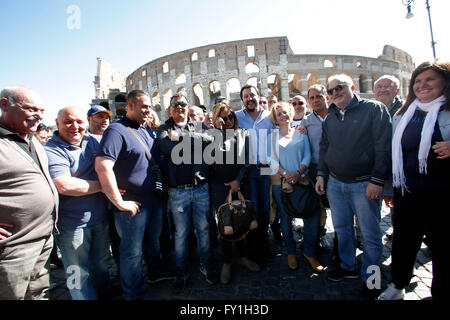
left=208, top=101, right=260, bottom=284
left=378, top=59, right=450, bottom=300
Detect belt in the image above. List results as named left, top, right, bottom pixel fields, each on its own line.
left=176, top=184, right=195, bottom=189
left=256, top=164, right=270, bottom=169
left=175, top=181, right=207, bottom=189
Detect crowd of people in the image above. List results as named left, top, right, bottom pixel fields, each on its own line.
left=0, top=58, right=449, bottom=301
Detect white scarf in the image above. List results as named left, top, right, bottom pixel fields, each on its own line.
left=392, top=95, right=446, bottom=194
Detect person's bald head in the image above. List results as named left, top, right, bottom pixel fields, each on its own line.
left=55, top=106, right=86, bottom=145
left=0, top=86, right=45, bottom=138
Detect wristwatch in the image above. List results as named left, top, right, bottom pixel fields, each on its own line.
left=282, top=171, right=287, bottom=177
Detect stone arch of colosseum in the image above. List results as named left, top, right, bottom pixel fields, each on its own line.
left=92, top=36, right=415, bottom=121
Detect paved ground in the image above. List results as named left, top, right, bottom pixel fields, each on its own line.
left=49, top=203, right=433, bottom=301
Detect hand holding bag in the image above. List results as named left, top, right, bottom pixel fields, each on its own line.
left=281, top=175, right=319, bottom=219
left=216, top=190, right=258, bottom=242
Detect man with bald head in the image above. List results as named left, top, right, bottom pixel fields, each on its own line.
left=45, top=106, right=111, bottom=300
left=0, top=86, right=58, bottom=300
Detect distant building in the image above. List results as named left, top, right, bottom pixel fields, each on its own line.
left=93, top=36, right=414, bottom=122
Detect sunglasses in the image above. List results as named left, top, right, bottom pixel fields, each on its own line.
left=221, top=114, right=235, bottom=122
left=260, top=100, right=268, bottom=104
left=292, top=101, right=304, bottom=106
left=327, top=84, right=346, bottom=96
left=171, top=101, right=188, bottom=108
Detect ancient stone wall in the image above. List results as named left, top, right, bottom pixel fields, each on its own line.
left=95, top=37, right=415, bottom=121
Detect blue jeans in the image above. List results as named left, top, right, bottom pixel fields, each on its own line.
left=168, top=183, right=211, bottom=270
left=272, top=185, right=320, bottom=257
left=246, top=167, right=271, bottom=258
left=326, top=176, right=383, bottom=281
left=114, top=203, right=163, bottom=300
left=55, top=221, right=110, bottom=300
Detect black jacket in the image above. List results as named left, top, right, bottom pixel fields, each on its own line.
left=317, top=95, right=392, bottom=186
left=156, top=118, right=213, bottom=187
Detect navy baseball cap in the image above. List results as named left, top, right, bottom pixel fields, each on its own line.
left=87, top=105, right=112, bottom=117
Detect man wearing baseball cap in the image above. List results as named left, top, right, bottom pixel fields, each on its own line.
left=87, top=105, right=112, bottom=142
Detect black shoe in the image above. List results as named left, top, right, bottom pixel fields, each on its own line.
left=199, top=264, right=218, bottom=285
left=361, top=284, right=381, bottom=300
left=147, top=270, right=176, bottom=284
left=327, top=266, right=359, bottom=282
left=171, top=270, right=189, bottom=293
left=270, top=223, right=282, bottom=243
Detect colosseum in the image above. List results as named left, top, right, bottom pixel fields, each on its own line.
left=92, top=36, right=415, bottom=121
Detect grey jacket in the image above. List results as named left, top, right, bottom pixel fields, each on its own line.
left=0, top=134, right=59, bottom=247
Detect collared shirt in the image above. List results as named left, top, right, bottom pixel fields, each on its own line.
left=0, top=125, right=41, bottom=170
left=45, top=131, right=107, bottom=231
left=338, top=96, right=358, bottom=116
left=235, top=107, right=274, bottom=164
left=300, top=111, right=327, bottom=164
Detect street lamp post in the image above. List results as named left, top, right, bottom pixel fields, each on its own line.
left=402, top=0, right=437, bottom=59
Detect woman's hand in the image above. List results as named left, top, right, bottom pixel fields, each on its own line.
left=432, top=141, right=450, bottom=159
left=285, top=171, right=300, bottom=185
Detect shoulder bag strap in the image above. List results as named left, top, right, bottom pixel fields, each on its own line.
left=126, top=127, right=155, bottom=165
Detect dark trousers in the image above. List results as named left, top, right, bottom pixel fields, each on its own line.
left=246, top=167, right=271, bottom=262
left=391, top=186, right=448, bottom=300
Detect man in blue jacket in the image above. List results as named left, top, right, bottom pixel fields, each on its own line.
left=95, top=90, right=169, bottom=300
left=315, top=74, right=392, bottom=300
left=45, top=106, right=110, bottom=300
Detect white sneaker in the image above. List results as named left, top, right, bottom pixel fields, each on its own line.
left=377, top=283, right=405, bottom=300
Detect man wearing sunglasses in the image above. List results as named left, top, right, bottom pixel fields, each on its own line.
left=315, top=74, right=391, bottom=300
left=290, top=95, right=307, bottom=128
left=259, top=96, right=269, bottom=110
left=156, top=94, right=218, bottom=292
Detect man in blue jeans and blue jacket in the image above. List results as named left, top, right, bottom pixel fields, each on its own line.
left=315, top=74, right=392, bottom=300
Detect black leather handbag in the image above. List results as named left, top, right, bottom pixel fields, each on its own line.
left=281, top=176, right=319, bottom=219
left=216, top=190, right=258, bottom=242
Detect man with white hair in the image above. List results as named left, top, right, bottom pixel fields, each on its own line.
left=373, top=75, right=404, bottom=117
left=316, top=74, right=392, bottom=299
left=0, top=86, right=58, bottom=300
left=188, top=105, right=205, bottom=122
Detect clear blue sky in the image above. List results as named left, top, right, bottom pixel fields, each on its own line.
left=1, top=0, right=449, bottom=124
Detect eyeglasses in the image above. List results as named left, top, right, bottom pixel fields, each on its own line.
left=327, top=84, right=346, bottom=96
left=374, top=84, right=395, bottom=90
left=15, top=103, right=45, bottom=115
left=292, top=101, right=304, bottom=106
left=171, top=101, right=188, bottom=108
left=221, top=114, right=235, bottom=122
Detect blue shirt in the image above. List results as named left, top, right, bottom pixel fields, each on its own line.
left=45, top=132, right=108, bottom=231
left=97, top=116, right=158, bottom=207
left=300, top=111, right=326, bottom=164
left=268, top=130, right=311, bottom=175
left=235, top=107, right=275, bottom=164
